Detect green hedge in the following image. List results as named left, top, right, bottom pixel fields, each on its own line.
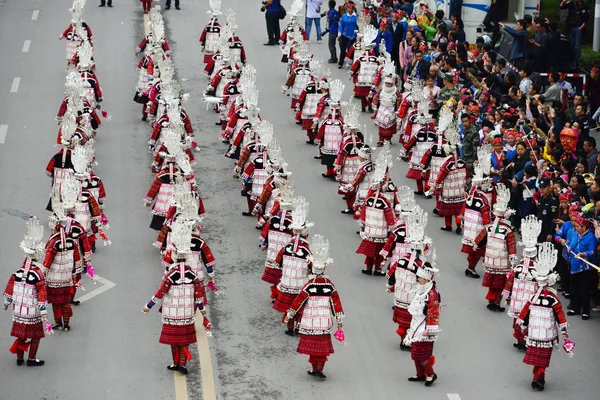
left=582, top=46, right=600, bottom=72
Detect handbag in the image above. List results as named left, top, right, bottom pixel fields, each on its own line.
left=278, top=4, right=287, bottom=20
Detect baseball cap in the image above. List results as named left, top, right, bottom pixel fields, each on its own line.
left=539, top=178, right=551, bottom=188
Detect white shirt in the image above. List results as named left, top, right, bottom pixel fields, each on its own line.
left=306, top=0, right=324, bottom=19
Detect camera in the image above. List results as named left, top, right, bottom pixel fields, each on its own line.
left=261, top=0, right=266, bottom=12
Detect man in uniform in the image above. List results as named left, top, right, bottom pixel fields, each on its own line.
left=536, top=178, right=558, bottom=242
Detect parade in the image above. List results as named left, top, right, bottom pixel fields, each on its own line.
left=1, top=0, right=599, bottom=399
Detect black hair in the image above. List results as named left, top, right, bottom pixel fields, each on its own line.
left=585, top=137, right=597, bottom=148
left=524, top=164, right=537, bottom=177
left=456, top=19, right=464, bottom=30
left=329, top=0, right=336, bottom=8
left=551, top=72, right=560, bottom=82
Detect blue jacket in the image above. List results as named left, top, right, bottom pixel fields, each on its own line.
left=375, top=30, right=393, bottom=55
left=327, top=9, right=340, bottom=34
left=503, top=26, right=528, bottom=61
left=339, top=13, right=358, bottom=40
left=266, top=0, right=280, bottom=12
left=555, top=220, right=573, bottom=261
left=566, top=229, right=598, bottom=274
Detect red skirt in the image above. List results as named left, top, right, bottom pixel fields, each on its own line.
left=378, top=125, right=396, bottom=139
left=523, top=346, right=553, bottom=368
left=437, top=201, right=464, bottom=216
left=392, top=306, right=412, bottom=330
left=159, top=323, right=197, bottom=346
left=273, top=291, right=298, bottom=313
left=302, top=118, right=314, bottom=131
left=410, top=341, right=434, bottom=362
left=356, top=239, right=386, bottom=258
left=47, top=287, right=73, bottom=305
left=11, top=321, right=45, bottom=340
left=406, top=168, right=429, bottom=181
left=353, top=86, right=370, bottom=98
left=482, top=272, right=508, bottom=289
left=461, top=243, right=486, bottom=257
left=261, top=266, right=282, bottom=285
left=297, top=334, right=335, bottom=356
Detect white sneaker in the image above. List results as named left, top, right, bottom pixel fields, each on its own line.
left=317, top=39, right=322, bottom=44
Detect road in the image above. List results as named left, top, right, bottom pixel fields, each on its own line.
left=0, top=1, right=598, bottom=400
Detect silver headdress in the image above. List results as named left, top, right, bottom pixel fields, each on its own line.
left=519, top=215, right=542, bottom=256
left=342, top=98, right=361, bottom=130
left=309, top=59, right=322, bottom=79
left=295, top=40, right=311, bottom=62
left=225, top=8, right=237, bottom=31
left=170, top=219, right=193, bottom=255
left=310, top=234, right=333, bottom=275
left=382, top=60, right=396, bottom=84
left=329, top=79, right=345, bottom=104
left=443, top=125, right=460, bottom=153
left=258, top=120, right=274, bottom=148
left=60, top=174, right=80, bottom=211
left=291, top=196, right=313, bottom=231
left=61, top=112, right=78, bottom=147
left=472, top=143, right=492, bottom=187
left=267, top=140, right=284, bottom=172
left=493, top=183, right=513, bottom=217
left=371, top=141, right=392, bottom=186
left=49, top=186, right=67, bottom=228
left=406, top=205, right=432, bottom=251
left=208, top=0, right=223, bottom=16
left=72, top=143, right=91, bottom=179
left=289, top=0, right=304, bottom=18
left=70, top=0, right=86, bottom=23
left=240, top=64, right=257, bottom=89
left=363, top=25, right=378, bottom=47
left=20, top=216, right=45, bottom=258
left=279, top=177, right=295, bottom=211
left=532, top=242, right=559, bottom=287
left=77, top=40, right=94, bottom=70
left=174, top=176, right=201, bottom=224
left=397, top=186, right=417, bottom=214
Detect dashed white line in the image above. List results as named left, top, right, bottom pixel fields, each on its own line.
left=31, top=10, right=39, bottom=20
left=447, top=394, right=462, bottom=400
left=10, top=78, right=21, bottom=93
left=22, top=40, right=31, bottom=53
left=0, top=125, right=8, bottom=144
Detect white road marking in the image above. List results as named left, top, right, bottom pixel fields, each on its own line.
left=76, top=275, right=117, bottom=303
left=447, top=394, right=462, bottom=400
left=31, top=10, right=39, bottom=20
left=10, top=78, right=21, bottom=93
left=0, top=125, right=8, bottom=144
left=22, top=40, right=31, bottom=52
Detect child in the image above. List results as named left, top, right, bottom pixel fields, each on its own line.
left=521, top=164, right=538, bottom=218
left=325, top=1, right=340, bottom=64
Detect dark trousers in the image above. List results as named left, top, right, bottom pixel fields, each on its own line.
left=100, top=0, right=112, bottom=5
left=166, top=0, right=179, bottom=7
left=482, top=2, right=500, bottom=30
left=265, top=12, right=280, bottom=44
left=338, top=36, right=355, bottom=67
left=328, top=33, right=337, bottom=60
left=556, top=254, right=570, bottom=292
left=570, top=269, right=593, bottom=315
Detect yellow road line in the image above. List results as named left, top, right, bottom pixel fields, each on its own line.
left=195, top=313, right=217, bottom=400
left=174, top=373, right=189, bottom=400
left=143, top=13, right=150, bottom=35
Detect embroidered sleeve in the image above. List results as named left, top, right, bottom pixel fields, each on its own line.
left=153, top=274, right=173, bottom=301
left=502, top=268, right=515, bottom=298
left=287, top=288, right=309, bottom=318
left=506, top=231, right=517, bottom=257
left=425, top=290, right=441, bottom=333
left=35, top=276, right=48, bottom=312
left=330, top=288, right=345, bottom=322
left=552, top=297, right=569, bottom=330
left=3, top=275, right=15, bottom=306
left=259, top=220, right=271, bottom=246
left=46, top=155, right=56, bottom=177
left=145, top=176, right=162, bottom=202
left=201, top=243, right=217, bottom=270
left=516, top=301, right=531, bottom=327
left=241, top=162, right=254, bottom=181
left=380, top=231, right=396, bottom=259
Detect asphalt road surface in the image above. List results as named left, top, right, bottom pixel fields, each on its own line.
left=0, top=1, right=598, bottom=400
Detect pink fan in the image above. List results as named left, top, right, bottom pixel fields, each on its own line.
left=44, top=321, right=54, bottom=335
left=191, top=141, right=198, bottom=149
left=101, top=110, right=108, bottom=118
left=86, top=264, right=97, bottom=282
left=334, top=328, right=345, bottom=343
left=563, top=339, right=575, bottom=358
left=100, top=212, right=110, bottom=228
